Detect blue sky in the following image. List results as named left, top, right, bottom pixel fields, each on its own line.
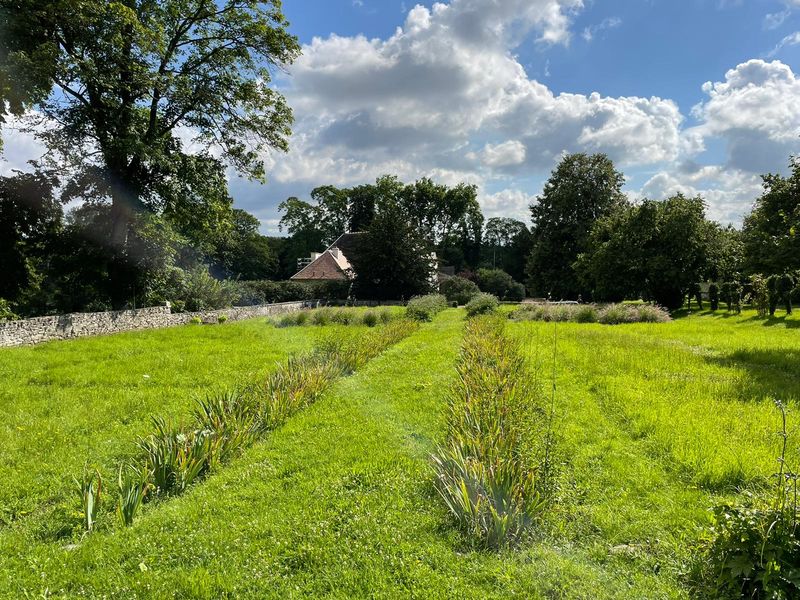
left=4, top=0, right=800, bottom=232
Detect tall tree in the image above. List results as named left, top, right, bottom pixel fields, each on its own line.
left=349, top=201, right=434, bottom=300
left=482, top=217, right=531, bottom=280
left=575, top=194, right=718, bottom=309
left=0, top=170, right=62, bottom=302
left=742, top=156, right=800, bottom=276
left=0, top=0, right=300, bottom=303
left=526, top=153, right=628, bottom=299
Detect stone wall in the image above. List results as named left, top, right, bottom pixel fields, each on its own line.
left=0, top=302, right=306, bottom=348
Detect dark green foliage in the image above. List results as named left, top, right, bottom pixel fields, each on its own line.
left=236, top=280, right=350, bottom=305
left=0, top=298, right=18, bottom=321
left=709, top=284, right=720, bottom=311
left=475, top=268, right=525, bottom=301
left=742, top=157, right=800, bottom=276
left=687, top=283, right=703, bottom=310
left=576, top=194, right=721, bottom=309
left=721, top=281, right=743, bottom=313
left=0, top=171, right=62, bottom=304
left=0, top=0, right=300, bottom=309
left=406, top=294, right=448, bottom=321
left=748, top=275, right=769, bottom=317
left=440, top=276, right=480, bottom=305
left=527, top=153, right=628, bottom=299
left=483, top=217, right=532, bottom=282
left=465, top=293, right=499, bottom=317
left=350, top=201, right=434, bottom=300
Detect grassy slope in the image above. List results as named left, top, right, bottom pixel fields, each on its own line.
left=0, top=319, right=318, bottom=531
left=1, top=309, right=797, bottom=598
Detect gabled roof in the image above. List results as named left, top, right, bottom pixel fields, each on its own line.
left=291, top=249, right=351, bottom=281
left=290, top=232, right=365, bottom=281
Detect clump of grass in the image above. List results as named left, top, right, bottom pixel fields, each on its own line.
left=116, top=464, right=149, bottom=527
left=509, top=302, right=670, bottom=325
left=406, top=294, right=449, bottom=321
left=362, top=311, right=378, bottom=327
left=465, top=293, right=499, bottom=318
left=137, top=417, right=214, bottom=495
left=189, top=316, right=202, bottom=325
left=573, top=305, right=598, bottom=323
left=330, top=308, right=356, bottom=325
left=431, top=316, right=552, bottom=548
left=75, top=467, right=102, bottom=532
left=217, top=314, right=228, bottom=324
left=311, top=307, right=333, bottom=326
left=294, top=311, right=309, bottom=326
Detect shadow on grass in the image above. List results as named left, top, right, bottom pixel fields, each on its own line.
left=706, top=348, right=800, bottom=403
left=671, top=309, right=742, bottom=320
left=741, top=314, right=800, bottom=329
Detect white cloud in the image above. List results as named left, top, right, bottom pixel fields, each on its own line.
left=767, top=31, right=800, bottom=57
left=480, top=188, right=536, bottom=220
left=689, top=59, right=800, bottom=173
left=0, top=115, right=47, bottom=175
left=637, top=167, right=763, bottom=225
left=582, top=17, right=622, bottom=42
left=472, top=140, right=527, bottom=167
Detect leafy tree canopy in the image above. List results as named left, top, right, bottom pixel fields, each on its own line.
left=742, top=157, right=800, bottom=276
left=526, top=153, right=628, bottom=299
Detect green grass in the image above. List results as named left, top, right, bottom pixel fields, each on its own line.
left=1, top=307, right=798, bottom=597
left=0, top=319, right=319, bottom=530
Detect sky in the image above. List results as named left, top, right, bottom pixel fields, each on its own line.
left=3, top=0, right=800, bottom=233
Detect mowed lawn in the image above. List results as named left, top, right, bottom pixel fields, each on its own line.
left=1, top=308, right=798, bottom=598
left=0, top=319, right=319, bottom=532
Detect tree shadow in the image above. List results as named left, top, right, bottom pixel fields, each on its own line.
left=705, top=348, right=800, bottom=403
left=741, top=314, right=800, bottom=329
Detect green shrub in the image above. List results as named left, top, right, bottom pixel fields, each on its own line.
left=573, top=305, right=599, bottom=323
left=431, top=316, right=550, bottom=548
left=311, top=307, right=332, bottom=326
left=406, top=294, right=448, bottom=321
left=465, top=293, right=499, bottom=317
left=635, top=304, right=671, bottom=323
left=137, top=418, right=212, bottom=495
left=697, top=402, right=800, bottom=598
left=217, top=314, right=228, bottom=324
left=362, top=311, right=378, bottom=327
left=598, top=304, right=638, bottom=324
left=116, top=464, right=149, bottom=527
left=330, top=308, right=356, bottom=325
left=236, top=280, right=350, bottom=306
left=189, top=316, right=202, bottom=325
left=75, top=468, right=102, bottom=532
left=0, top=298, right=19, bottom=321
left=510, top=303, right=670, bottom=325
left=378, top=308, right=393, bottom=324
left=294, top=311, right=309, bottom=326
left=181, top=267, right=238, bottom=312
left=475, top=268, right=525, bottom=301
left=440, top=276, right=480, bottom=305
left=708, top=283, right=720, bottom=311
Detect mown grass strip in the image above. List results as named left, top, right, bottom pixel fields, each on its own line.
left=77, top=320, right=420, bottom=532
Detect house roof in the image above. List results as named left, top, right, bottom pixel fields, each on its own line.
left=291, top=249, right=351, bottom=281
left=290, top=232, right=365, bottom=281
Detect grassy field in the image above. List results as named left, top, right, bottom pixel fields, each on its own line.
left=1, top=308, right=798, bottom=597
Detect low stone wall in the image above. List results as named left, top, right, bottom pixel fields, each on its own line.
left=0, top=302, right=306, bottom=348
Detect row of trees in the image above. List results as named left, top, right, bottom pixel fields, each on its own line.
left=524, top=153, right=799, bottom=310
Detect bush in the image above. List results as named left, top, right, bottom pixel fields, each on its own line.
left=362, top=311, right=378, bottom=327
left=708, top=283, right=720, bottom=311
left=573, top=305, right=598, bottom=323
left=181, top=267, right=238, bottom=312
left=189, top=316, right=202, bottom=325
left=476, top=268, right=525, bottom=301
left=696, top=402, right=800, bottom=598
left=406, top=294, right=448, bottom=321
left=0, top=298, right=19, bottom=321
left=217, top=314, right=228, bottom=324
left=236, top=280, right=350, bottom=306
left=509, top=303, right=671, bottom=325
left=598, top=304, right=638, bottom=324
left=294, top=311, right=309, bottom=326
left=465, top=293, right=499, bottom=317
left=440, top=276, right=480, bottom=305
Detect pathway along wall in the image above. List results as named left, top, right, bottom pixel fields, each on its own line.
left=0, top=302, right=306, bottom=348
